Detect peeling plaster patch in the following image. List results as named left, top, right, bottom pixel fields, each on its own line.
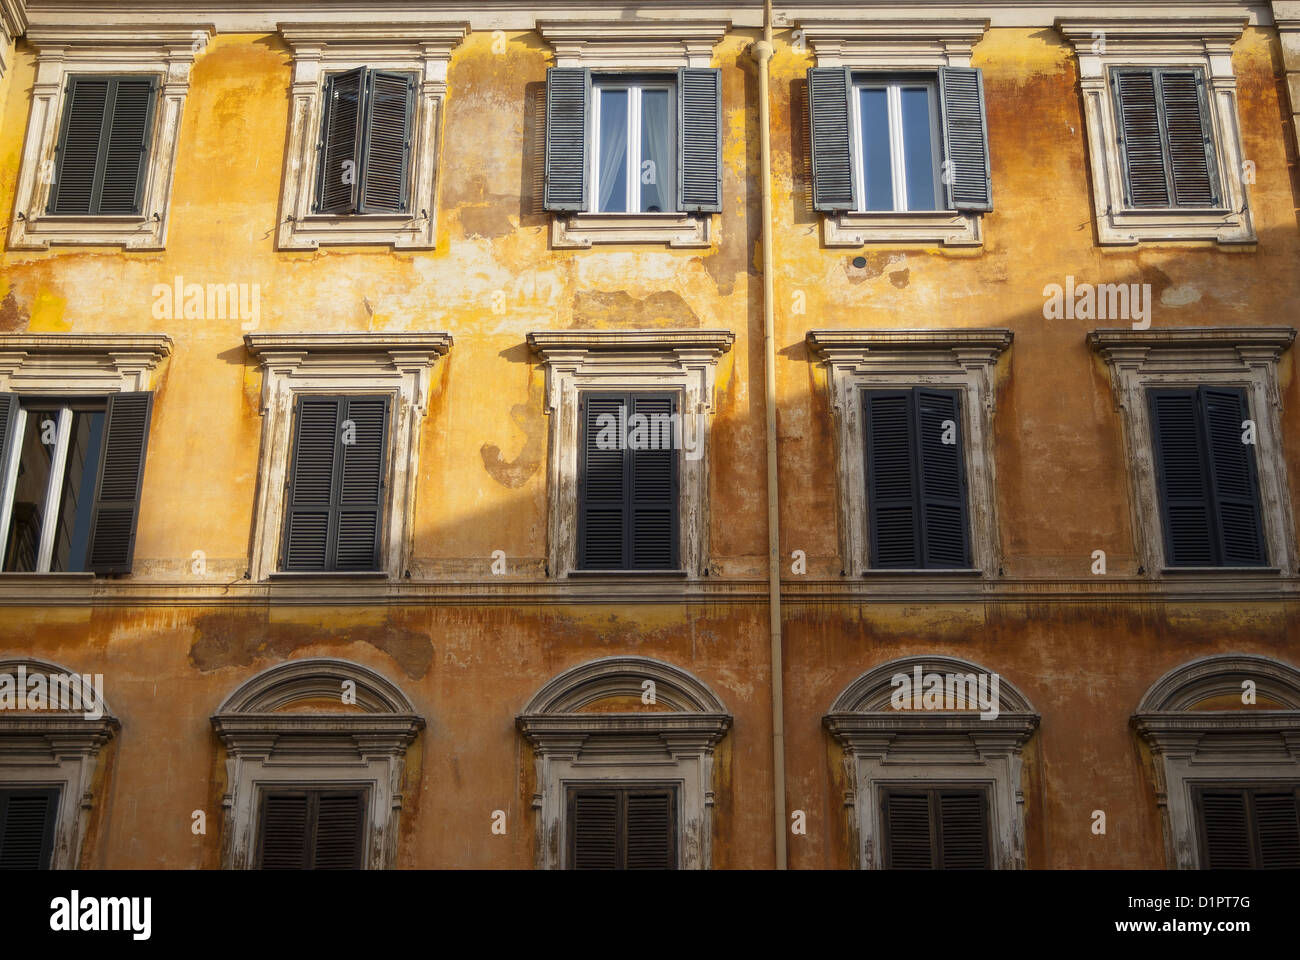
left=1160, top=284, right=1202, bottom=307
left=888, top=268, right=910, bottom=289
left=481, top=380, right=545, bottom=488
left=0, top=289, right=29, bottom=331
left=845, top=252, right=906, bottom=284
left=459, top=200, right=517, bottom=240
left=570, top=290, right=701, bottom=328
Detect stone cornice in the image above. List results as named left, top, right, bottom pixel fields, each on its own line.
left=244, top=331, right=453, bottom=358
left=278, top=20, right=467, bottom=53
left=0, top=333, right=173, bottom=358
left=824, top=712, right=1040, bottom=743
left=210, top=714, right=426, bottom=745
left=1056, top=15, right=1248, bottom=44
left=808, top=328, right=1013, bottom=356
left=527, top=329, right=734, bottom=359
left=2, top=0, right=27, bottom=37
left=538, top=18, right=729, bottom=69
left=24, top=22, right=215, bottom=48
left=1087, top=326, right=1296, bottom=362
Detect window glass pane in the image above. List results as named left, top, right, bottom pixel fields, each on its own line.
left=596, top=88, right=629, bottom=212
left=639, top=88, right=673, bottom=212
left=3, top=409, right=58, bottom=572
left=900, top=86, right=937, bottom=210
left=50, top=410, right=104, bottom=572
left=858, top=88, right=894, bottom=211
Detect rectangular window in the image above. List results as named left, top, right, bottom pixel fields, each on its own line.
left=281, top=395, right=391, bottom=573
left=257, top=789, right=365, bottom=870
left=315, top=68, right=416, bottom=215
left=577, top=391, right=679, bottom=571
left=1148, top=386, right=1266, bottom=567
left=0, top=788, right=60, bottom=870
left=852, top=78, right=942, bottom=212
left=48, top=75, right=159, bottom=216
left=592, top=80, right=676, bottom=213
left=0, top=393, right=152, bottom=575
left=863, top=388, right=970, bottom=569
left=567, top=785, right=677, bottom=870
left=1111, top=66, right=1219, bottom=208
left=881, top=787, right=990, bottom=869
left=1194, top=785, right=1300, bottom=869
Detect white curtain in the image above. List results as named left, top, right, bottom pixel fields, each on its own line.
left=597, top=89, right=628, bottom=212
left=640, top=89, right=673, bottom=212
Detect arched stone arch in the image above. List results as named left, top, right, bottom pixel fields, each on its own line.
left=517, top=656, right=732, bottom=870
left=1133, top=653, right=1300, bottom=869
left=210, top=658, right=424, bottom=870
left=824, top=655, right=1040, bottom=870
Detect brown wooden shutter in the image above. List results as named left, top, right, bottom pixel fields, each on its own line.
left=259, top=793, right=310, bottom=869
left=884, top=788, right=990, bottom=869
left=312, top=793, right=365, bottom=869
left=626, top=792, right=674, bottom=870
left=0, top=789, right=59, bottom=870
left=86, top=391, right=153, bottom=575
left=569, top=787, right=676, bottom=869
left=359, top=71, right=415, bottom=214
left=937, top=791, right=990, bottom=869
left=883, top=791, right=934, bottom=868
left=317, top=68, right=365, bottom=214
left=1197, top=787, right=1300, bottom=869
left=571, top=791, right=619, bottom=869
left=259, top=790, right=364, bottom=870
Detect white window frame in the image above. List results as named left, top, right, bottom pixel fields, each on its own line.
left=850, top=77, right=944, bottom=214
left=590, top=79, right=677, bottom=214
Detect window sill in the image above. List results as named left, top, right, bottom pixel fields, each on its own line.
left=0, top=572, right=97, bottom=581
left=266, top=570, right=390, bottom=580
left=1159, top=566, right=1281, bottom=577
left=1098, top=206, right=1255, bottom=246
left=9, top=214, right=164, bottom=250
left=861, top=567, right=983, bottom=577
left=567, top=569, right=688, bottom=579
left=824, top=209, right=981, bottom=247
left=551, top=211, right=712, bottom=248
left=278, top=212, right=433, bottom=250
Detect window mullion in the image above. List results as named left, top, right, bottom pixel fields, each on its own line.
left=36, top=407, right=74, bottom=572
left=0, top=407, right=27, bottom=557
left=850, top=83, right=864, bottom=212
left=590, top=89, right=602, bottom=211
left=628, top=86, right=641, bottom=213
left=889, top=84, right=908, bottom=212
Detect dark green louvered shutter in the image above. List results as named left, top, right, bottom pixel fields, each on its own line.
left=865, top=391, right=919, bottom=567
left=571, top=791, right=619, bottom=869
left=544, top=67, right=590, bottom=211
left=916, top=390, right=970, bottom=567
left=630, top=393, right=677, bottom=569
left=50, top=76, right=157, bottom=216
left=1150, top=389, right=1214, bottom=565
left=359, top=71, right=415, bottom=214
left=317, top=68, right=365, bottom=214
left=0, top=789, right=59, bottom=870
left=1197, top=787, right=1300, bottom=869
left=677, top=68, right=722, bottom=213
left=807, top=66, right=854, bottom=211
left=86, top=391, right=153, bottom=575
left=884, top=788, right=989, bottom=870
left=1201, top=387, right=1265, bottom=565
left=283, top=395, right=389, bottom=572
left=938, top=66, right=993, bottom=212
left=1113, top=67, right=1218, bottom=208
left=578, top=394, right=627, bottom=569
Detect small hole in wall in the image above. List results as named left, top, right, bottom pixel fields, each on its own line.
left=851, top=256, right=867, bottom=268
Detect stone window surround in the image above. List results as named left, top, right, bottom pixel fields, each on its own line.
left=1133, top=653, right=1300, bottom=869
left=1056, top=17, right=1255, bottom=246
left=0, top=657, right=119, bottom=870
left=1088, top=327, right=1297, bottom=578
left=244, top=332, right=452, bottom=582
left=276, top=22, right=466, bottom=250
left=806, top=329, right=1011, bottom=578
left=7, top=23, right=211, bottom=250
left=797, top=18, right=990, bottom=247
left=824, top=655, right=1039, bottom=870
left=516, top=655, right=732, bottom=870
left=210, top=657, right=424, bottom=870
left=527, top=329, right=733, bottom=580
left=538, top=19, right=728, bottom=249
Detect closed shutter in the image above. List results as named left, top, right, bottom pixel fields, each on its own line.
left=0, top=789, right=59, bottom=870
left=626, top=792, right=673, bottom=869
left=884, top=788, right=990, bottom=870
left=1196, top=787, right=1300, bottom=869
left=359, top=71, right=415, bottom=214
left=630, top=393, right=677, bottom=569
left=0, top=394, right=16, bottom=474
left=1150, top=389, right=1214, bottom=565
left=916, top=390, right=970, bottom=567
left=317, top=68, right=365, bottom=214
left=806, top=66, right=854, bottom=211
left=50, top=76, right=157, bottom=216
left=1113, top=67, right=1218, bottom=208
left=544, top=67, right=590, bottom=211
left=259, top=793, right=311, bottom=869
left=312, top=793, right=364, bottom=869
left=571, top=792, right=619, bottom=869
left=259, top=790, right=365, bottom=870
left=938, top=791, right=990, bottom=869
left=865, top=391, right=919, bottom=567
left=1160, top=70, right=1217, bottom=206
left=86, top=391, right=153, bottom=575
left=1201, top=387, right=1265, bottom=566
left=578, top=394, right=627, bottom=569
left=883, top=791, right=934, bottom=868
left=569, top=787, right=676, bottom=870
left=938, top=66, right=993, bottom=212
left=1254, top=792, right=1300, bottom=869
left=283, top=395, right=389, bottom=572
left=1114, top=70, right=1169, bottom=206
left=677, top=68, right=722, bottom=213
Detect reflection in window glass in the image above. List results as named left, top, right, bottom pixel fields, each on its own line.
left=596, top=89, right=629, bottom=212
left=854, top=79, right=941, bottom=213
left=51, top=411, right=104, bottom=572
left=900, top=86, right=937, bottom=211
left=858, top=88, right=894, bottom=211
left=3, top=410, right=58, bottom=572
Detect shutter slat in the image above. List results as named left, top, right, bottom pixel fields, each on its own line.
left=626, top=793, right=673, bottom=869
left=359, top=71, right=414, bottom=214
left=86, top=391, right=152, bottom=575
left=259, top=793, right=310, bottom=870
left=677, top=68, right=722, bottom=213
left=884, top=792, right=933, bottom=869
left=0, top=790, right=58, bottom=870
left=938, top=67, right=992, bottom=212
left=572, top=792, right=618, bottom=869
left=544, top=67, right=589, bottom=212
left=318, top=68, right=364, bottom=214
left=807, top=67, right=854, bottom=211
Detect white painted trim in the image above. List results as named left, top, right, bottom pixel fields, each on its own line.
left=0, top=335, right=173, bottom=395
left=538, top=19, right=729, bottom=70
left=34, top=407, right=72, bottom=573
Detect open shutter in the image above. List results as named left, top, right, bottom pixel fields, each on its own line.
left=807, top=67, right=854, bottom=211
left=359, top=71, right=415, bottom=214
left=916, top=390, right=970, bottom=567
left=544, top=67, right=590, bottom=212
left=884, top=791, right=934, bottom=868
left=0, top=789, right=59, bottom=870
left=97, top=78, right=157, bottom=215
left=0, top=394, right=16, bottom=473
left=626, top=792, right=674, bottom=870
left=1200, top=387, right=1265, bottom=566
left=313, top=793, right=364, bottom=869
left=259, top=793, right=310, bottom=870
left=1254, top=791, right=1300, bottom=869
left=1159, top=70, right=1218, bottom=206
left=937, top=791, right=989, bottom=869
left=86, top=391, right=152, bottom=575
left=334, top=396, right=388, bottom=571
left=578, top=394, right=628, bottom=569
left=283, top=397, right=340, bottom=571
left=571, top=792, right=619, bottom=869
left=1198, top=790, right=1252, bottom=869
left=50, top=78, right=110, bottom=214
left=629, top=393, right=677, bottom=570
left=317, top=68, right=365, bottom=214
left=865, top=391, right=920, bottom=567
left=677, top=67, right=722, bottom=213
left=938, top=66, right=992, bottom=212
left=1150, top=389, right=1215, bottom=566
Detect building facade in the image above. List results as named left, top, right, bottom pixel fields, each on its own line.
left=1, top=0, right=1299, bottom=869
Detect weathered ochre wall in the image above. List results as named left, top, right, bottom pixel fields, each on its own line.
left=0, top=26, right=1297, bottom=867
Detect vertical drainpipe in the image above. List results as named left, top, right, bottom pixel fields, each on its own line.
left=751, top=0, right=787, bottom=871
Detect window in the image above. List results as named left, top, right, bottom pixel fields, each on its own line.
left=281, top=395, right=391, bottom=573
left=315, top=69, right=415, bottom=216
left=48, top=76, right=158, bottom=216
left=1112, top=67, right=1219, bottom=209
left=578, top=392, right=679, bottom=571
left=591, top=79, right=676, bottom=213
left=0, top=393, right=153, bottom=575
left=0, top=788, right=60, bottom=870
left=258, top=789, right=366, bottom=870
left=568, top=785, right=677, bottom=870
left=1149, top=387, right=1265, bottom=567
left=864, top=388, right=970, bottom=569
left=852, top=77, right=942, bottom=212
left=1194, top=785, right=1300, bottom=869
left=881, top=787, right=990, bottom=870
